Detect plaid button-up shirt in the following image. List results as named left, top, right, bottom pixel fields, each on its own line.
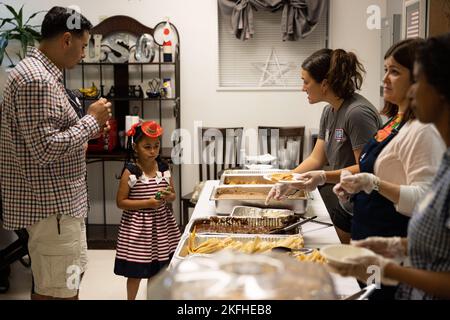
left=0, top=47, right=99, bottom=230
left=396, top=147, right=450, bottom=300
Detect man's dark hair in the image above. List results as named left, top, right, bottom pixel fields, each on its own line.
left=41, top=6, right=93, bottom=40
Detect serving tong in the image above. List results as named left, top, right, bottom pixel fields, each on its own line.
left=268, top=215, right=317, bottom=234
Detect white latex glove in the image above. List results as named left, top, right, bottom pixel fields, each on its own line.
left=327, top=254, right=398, bottom=286
left=340, top=172, right=380, bottom=194
left=264, top=173, right=308, bottom=204
left=265, top=183, right=293, bottom=204
left=351, top=236, right=406, bottom=259
left=332, top=169, right=353, bottom=203
left=292, top=170, right=326, bottom=192
left=333, top=183, right=351, bottom=203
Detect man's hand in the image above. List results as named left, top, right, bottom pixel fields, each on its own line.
left=87, top=98, right=112, bottom=128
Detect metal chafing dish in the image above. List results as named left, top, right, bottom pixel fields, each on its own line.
left=175, top=233, right=305, bottom=260
left=210, top=185, right=310, bottom=214
left=231, top=206, right=294, bottom=218
left=220, top=169, right=290, bottom=185
left=188, top=215, right=302, bottom=235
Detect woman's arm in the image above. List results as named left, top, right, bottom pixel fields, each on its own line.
left=378, top=123, right=444, bottom=215
left=116, top=169, right=162, bottom=210
left=292, top=139, right=328, bottom=173
left=385, top=263, right=450, bottom=299
left=324, top=148, right=362, bottom=183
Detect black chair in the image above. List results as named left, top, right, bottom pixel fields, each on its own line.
left=180, top=127, right=244, bottom=230
left=258, top=126, right=305, bottom=168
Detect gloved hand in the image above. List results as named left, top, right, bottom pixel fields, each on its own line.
left=265, top=183, right=293, bottom=205
left=351, top=236, right=406, bottom=259
left=264, top=173, right=308, bottom=204
left=333, top=169, right=353, bottom=203
left=292, top=170, right=327, bottom=192
left=333, top=183, right=352, bottom=203
left=327, top=254, right=398, bottom=286
left=340, top=172, right=380, bottom=194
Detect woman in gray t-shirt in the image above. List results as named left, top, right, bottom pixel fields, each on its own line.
left=267, top=48, right=381, bottom=243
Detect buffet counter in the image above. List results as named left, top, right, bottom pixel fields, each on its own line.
left=171, top=180, right=361, bottom=298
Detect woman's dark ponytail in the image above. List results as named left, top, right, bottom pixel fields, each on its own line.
left=327, top=49, right=365, bottom=99
left=302, top=48, right=366, bottom=100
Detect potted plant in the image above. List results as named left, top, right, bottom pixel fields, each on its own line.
left=0, top=3, right=45, bottom=68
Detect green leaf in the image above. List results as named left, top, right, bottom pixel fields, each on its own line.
left=8, top=33, right=21, bottom=41
left=4, top=4, right=19, bottom=21
left=24, top=10, right=46, bottom=25
left=18, top=5, right=23, bottom=28
left=0, top=18, right=14, bottom=29
left=24, top=27, right=41, bottom=39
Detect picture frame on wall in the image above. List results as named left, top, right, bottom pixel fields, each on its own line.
left=402, top=0, right=428, bottom=39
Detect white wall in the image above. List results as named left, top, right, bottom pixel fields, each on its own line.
left=0, top=0, right=386, bottom=224
left=329, top=0, right=386, bottom=107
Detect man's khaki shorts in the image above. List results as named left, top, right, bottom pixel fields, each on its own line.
left=26, top=214, right=87, bottom=298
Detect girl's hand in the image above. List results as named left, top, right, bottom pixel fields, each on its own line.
left=147, top=198, right=163, bottom=209
left=156, top=186, right=175, bottom=202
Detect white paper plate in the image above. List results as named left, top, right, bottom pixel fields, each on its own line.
left=320, top=244, right=376, bottom=266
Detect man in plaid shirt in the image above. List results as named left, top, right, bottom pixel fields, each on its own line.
left=0, top=7, right=111, bottom=299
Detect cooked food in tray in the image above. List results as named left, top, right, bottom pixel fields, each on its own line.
left=213, top=187, right=307, bottom=200
left=191, top=216, right=300, bottom=234
left=223, top=176, right=274, bottom=185
left=268, top=172, right=295, bottom=182
left=186, top=231, right=304, bottom=256
left=214, top=189, right=268, bottom=200
left=295, top=250, right=327, bottom=264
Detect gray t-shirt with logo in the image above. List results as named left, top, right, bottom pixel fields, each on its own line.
left=318, top=93, right=381, bottom=170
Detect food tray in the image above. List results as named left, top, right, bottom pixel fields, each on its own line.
left=175, top=233, right=305, bottom=259
left=210, top=185, right=310, bottom=214
left=222, top=169, right=290, bottom=175
left=221, top=175, right=275, bottom=185
left=220, top=169, right=291, bottom=185
left=188, top=216, right=302, bottom=235
left=231, top=206, right=294, bottom=218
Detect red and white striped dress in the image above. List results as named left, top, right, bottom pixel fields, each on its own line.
left=114, top=168, right=181, bottom=279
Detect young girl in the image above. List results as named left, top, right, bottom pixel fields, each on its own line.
left=114, top=120, right=181, bottom=300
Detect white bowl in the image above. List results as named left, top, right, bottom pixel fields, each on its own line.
left=320, top=244, right=375, bottom=266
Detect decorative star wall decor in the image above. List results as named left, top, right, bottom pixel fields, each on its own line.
left=252, top=48, right=295, bottom=87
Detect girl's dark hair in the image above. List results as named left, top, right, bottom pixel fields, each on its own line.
left=119, top=124, right=168, bottom=179
left=41, top=6, right=92, bottom=40
left=382, top=38, right=425, bottom=122
left=416, top=33, right=450, bottom=105
left=301, top=48, right=365, bottom=100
